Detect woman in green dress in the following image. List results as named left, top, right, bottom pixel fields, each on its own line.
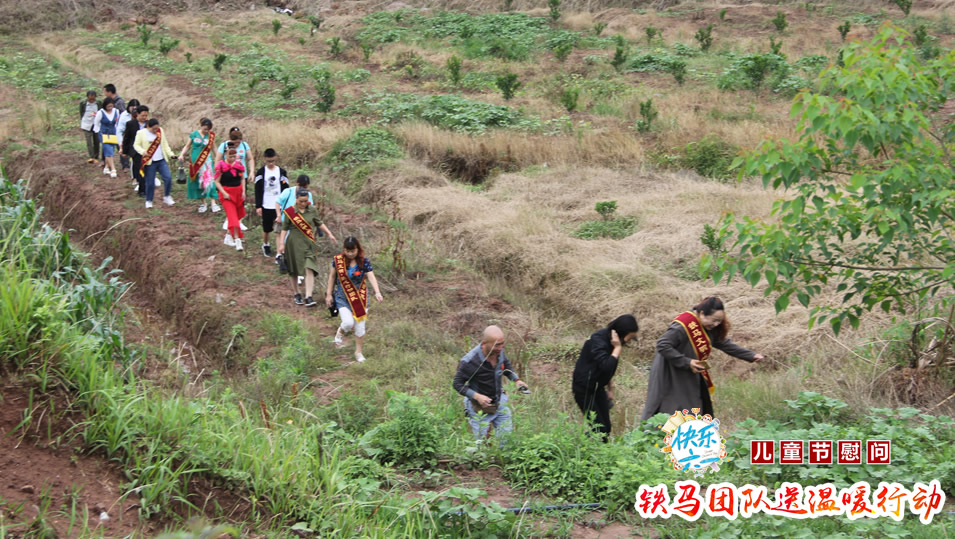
left=276, top=189, right=337, bottom=307
left=178, top=118, right=220, bottom=214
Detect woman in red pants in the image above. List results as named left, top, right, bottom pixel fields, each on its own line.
left=214, top=147, right=247, bottom=251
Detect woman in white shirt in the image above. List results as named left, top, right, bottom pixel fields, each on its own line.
left=94, top=97, right=121, bottom=178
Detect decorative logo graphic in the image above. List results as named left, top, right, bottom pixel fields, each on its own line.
left=659, top=408, right=726, bottom=476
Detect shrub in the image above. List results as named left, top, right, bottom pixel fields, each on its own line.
left=595, top=200, right=616, bottom=219
left=560, top=87, right=579, bottom=112
left=184, top=51, right=192, bottom=63
left=635, top=98, right=657, bottom=133
left=695, top=24, right=714, bottom=51
left=548, top=0, right=561, bottom=22
left=328, top=36, right=344, bottom=57
left=361, top=393, right=441, bottom=467
left=837, top=20, right=851, bottom=41
left=593, top=22, right=607, bottom=36
left=137, top=23, right=152, bottom=47
left=891, top=0, right=912, bottom=16
left=644, top=26, right=660, bottom=45
left=717, top=52, right=788, bottom=93
left=327, top=127, right=404, bottom=172
left=446, top=55, right=462, bottom=85
left=719, top=8, right=727, bottom=21
left=308, top=16, right=323, bottom=34
left=278, top=74, right=299, bottom=99
left=574, top=216, right=637, bottom=240
left=312, top=69, right=335, bottom=113
left=553, top=40, right=573, bottom=62
left=676, top=135, right=739, bottom=180
left=913, top=24, right=929, bottom=46
left=272, top=19, right=282, bottom=36
left=610, top=37, right=628, bottom=71
left=360, top=42, right=373, bottom=61
left=771, top=11, right=788, bottom=32
left=350, top=92, right=526, bottom=133
left=158, top=37, right=179, bottom=56
left=769, top=36, right=783, bottom=55
left=213, top=53, right=227, bottom=72
left=495, top=72, right=521, bottom=100
left=668, top=58, right=687, bottom=85
left=700, top=223, right=725, bottom=255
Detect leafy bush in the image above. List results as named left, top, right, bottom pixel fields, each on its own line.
left=594, top=200, right=616, bottom=219
left=671, top=42, right=699, bottom=57
left=700, top=223, right=725, bottom=255
left=312, top=68, right=335, bottom=113
left=645, top=25, right=660, bottom=45
left=771, top=11, right=788, bottom=32
left=838, top=20, right=851, bottom=41
left=137, top=23, right=152, bottom=47
left=495, top=72, right=521, bottom=100
left=769, top=36, right=784, bottom=55
left=327, top=127, right=404, bottom=172
left=891, top=0, right=912, bottom=16
left=158, top=37, right=179, bottom=56
left=593, top=22, right=607, bottom=36
left=560, top=87, right=579, bottom=112
left=212, top=53, right=227, bottom=72
left=695, top=24, right=714, bottom=51
left=272, top=19, right=282, bottom=36
left=446, top=55, right=462, bottom=85
left=625, top=51, right=680, bottom=73
left=328, top=36, right=344, bottom=57
left=716, top=52, right=788, bottom=93
left=361, top=393, right=442, bottom=467
left=635, top=98, right=657, bottom=133
left=675, top=135, right=739, bottom=180
left=548, top=0, right=561, bottom=22
left=668, top=58, right=687, bottom=85
left=348, top=92, right=527, bottom=134
left=573, top=216, right=637, bottom=240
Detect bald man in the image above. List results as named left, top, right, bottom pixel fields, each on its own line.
left=452, top=325, right=529, bottom=444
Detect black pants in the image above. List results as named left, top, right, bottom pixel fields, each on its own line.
left=131, top=153, right=144, bottom=196
left=574, top=388, right=611, bottom=442
left=699, top=374, right=714, bottom=417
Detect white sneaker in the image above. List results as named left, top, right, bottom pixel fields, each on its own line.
left=223, top=233, right=235, bottom=246
left=103, top=166, right=110, bottom=175
left=210, top=202, right=221, bottom=213
left=355, top=353, right=366, bottom=363
left=240, top=221, right=248, bottom=231
left=334, top=328, right=345, bottom=348
left=198, top=204, right=208, bottom=213
left=110, top=170, right=117, bottom=178
left=163, top=196, right=175, bottom=206
left=234, top=238, right=243, bottom=251
left=155, top=178, right=162, bottom=187
left=133, top=184, right=139, bottom=191
left=297, top=276, right=304, bottom=285
left=145, top=201, right=153, bottom=209
left=222, top=219, right=228, bottom=231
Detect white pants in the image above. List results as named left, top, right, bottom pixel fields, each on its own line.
left=339, top=306, right=366, bottom=337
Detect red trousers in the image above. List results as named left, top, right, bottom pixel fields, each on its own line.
left=221, top=185, right=246, bottom=239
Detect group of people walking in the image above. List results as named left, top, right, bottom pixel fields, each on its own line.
left=454, top=297, right=764, bottom=445
left=79, top=85, right=384, bottom=363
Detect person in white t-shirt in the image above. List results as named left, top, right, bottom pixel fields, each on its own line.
left=132, top=119, right=177, bottom=209
left=254, top=148, right=289, bottom=258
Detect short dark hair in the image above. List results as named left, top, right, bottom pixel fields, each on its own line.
left=229, top=126, right=242, bottom=141
left=608, top=315, right=639, bottom=340
left=263, top=148, right=277, bottom=158
left=147, top=118, right=160, bottom=128
left=102, top=97, right=115, bottom=107
left=137, top=105, right=149, bottom=113
left=104, top=83, right=117, bottom=94
left=126, top=98, right=140, bottom=111
left=86, top=90, right=97, bottom=97
left=296, top=174, right=310, bottom=187
left=200, top=117, right=213, bottom=128
left=296, top=188, right=310, bottom=198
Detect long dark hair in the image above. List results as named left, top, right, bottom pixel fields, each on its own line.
left=693, top=296, right=730, bottom=342
left=342, top=236, right=364, bottom=264
left=608, top=314, right=638, bottom=340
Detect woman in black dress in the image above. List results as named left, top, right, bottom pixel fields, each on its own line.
left=572, top=314, right=639, bottom=441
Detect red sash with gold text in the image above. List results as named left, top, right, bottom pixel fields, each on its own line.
left=283, top=206, right=315, bottom=243
left=334, top=254, right=368, bottom=322
left=190, top=131, right=215, bottom=178
left=674, top=311, right=715, bottom=394
left=139, top=128, right=163, bottom=176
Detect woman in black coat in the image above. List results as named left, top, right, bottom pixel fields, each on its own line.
left=572, top=315, right=639, bottom=441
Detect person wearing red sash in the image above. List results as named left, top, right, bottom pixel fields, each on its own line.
left=179, top=117, right=220, bottom=214
left=214, top=148, right=247, bottom=250
left=325, top=236, right=383, bottom=363
left=132, top=118, right=177, bottom=209
left=641, top=297, right=764, bottom=421
left=277, top=189, right=337, bottom=306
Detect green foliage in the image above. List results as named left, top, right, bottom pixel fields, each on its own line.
left=719, top=8, right=727, bottom=21
left=278, top=74, right=299, bottom=99
left=328, top=36, right=344, bottom=57
left=593, top=22, right=607, bottom=36
left=361, top=392, right=441, bottom=467
left=327, top=127, right=404, bottom=172
left=158, top=37, right=179, bottom=56
left=348, top=92, right=528, bottom=133
left=308, top=15, right=323, bottom=33
left=137, top=23, right=152, bottom=47
left=560, top=87, right=579, bottom=112
left=624, top=50, right=680, bottom=73
left=671, top=42, right=699, bottom=57
left=184, top=51, right=193, bottom=63
left=360, top=41, right=373, bottom=61
left=212, top=53, right=227, bottom=72
left=838, top=20, right=851, bottom=41
left=769, top=35, right=783, bottom=55
left=573, top=216, right=637, bottom=240
left=635, top=98, right=657, bottom=133
left=700, top=224, right=725, bottom=256
left=446, top=55, right=462, bottom=85
left=891, top=0, right=912, bottom=16
left=674, top=135, right=739, bottom=180
left=495, top=72, right=521, bottom=100
left=312, top=68, right=335, bottom=113
left=247, top=75, right=261, bottom=90
left=695, top=24, right=714, bottom=51
left=610, top=42, right=628, bottom=71
left=272, top=19, right=282, bottom=36
left=553, top=40, right=573, bottom=62
left=548, top=0, right=561, bottom=22
left=771, top=10, right=788, bottom=32
left=706, top=27, right=955, bottom=333
left=668, top=58, right=687, bottom=85
left=717, top=52, right=788, bottom=94
left=913, top=24, right=929, bottom=46
left=594, top=200, right=617, bottom=220
left=644, top=25, right=660, bottom=45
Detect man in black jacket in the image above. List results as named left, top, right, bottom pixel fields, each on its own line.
left=253, top=148, right=289, bottom=257
left=122, top=105, right=149, bottom=197
left=452, top=325, right=529, bottom=445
